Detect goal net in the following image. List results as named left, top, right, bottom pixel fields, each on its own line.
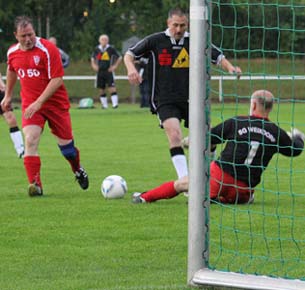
left=188, top=1, right=305, bottom=289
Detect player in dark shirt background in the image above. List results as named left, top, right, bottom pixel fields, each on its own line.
left=91, top=34, right=122, bottom=109
left=124, top=7, right=242, bottom=181
left=132, top=90, right=304, bottom=204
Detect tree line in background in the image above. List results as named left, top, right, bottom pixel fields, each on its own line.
left=1, top=0, right=305, bottom=62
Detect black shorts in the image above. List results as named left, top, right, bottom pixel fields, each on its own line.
left=96, top=70, right=115, bottom=89
left=157, top=102, right=189, bottom=128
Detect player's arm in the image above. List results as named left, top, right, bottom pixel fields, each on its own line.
left=1, top=67, right=17, bottom=112
left=24, top=77, right=63, bottom=119
left=90, top=56, right=99, bottom=72
left=109, top=55, right=122, bottom=72
left=219, top=57, right=242, bottom=78
left=124, top=52, right=142, bottom=85
left=211, top=44, right=242, bottom=78
left=0, top=72, right=5, bottom=91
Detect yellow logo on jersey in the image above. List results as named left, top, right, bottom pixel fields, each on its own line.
left=172, top=48, right=189, bottom=68
left=101, top=52, right=110, bottom=61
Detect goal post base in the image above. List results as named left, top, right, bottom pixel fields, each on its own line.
left=192, top=268, right=305, bottom=290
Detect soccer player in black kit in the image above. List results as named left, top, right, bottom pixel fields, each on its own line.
left=131, top=90, right=304, bottom=204
left=124, top=7, right=242, bottom=180
left=91, top=34, right=122, bottom=109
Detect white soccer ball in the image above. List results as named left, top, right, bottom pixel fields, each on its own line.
left=101, top=175, right=128, bottom=199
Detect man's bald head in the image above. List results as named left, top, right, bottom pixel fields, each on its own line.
left=250, top=90, right=274, bottom=117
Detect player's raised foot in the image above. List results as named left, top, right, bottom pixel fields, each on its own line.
left=75, top=167, right=89, bottom=190
left=28, top=183, right=43, bottom=197
left=132, top=192, right=146, bottom=204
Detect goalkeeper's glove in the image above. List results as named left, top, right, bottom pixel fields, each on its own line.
left=286, top=128, right=305, bottom=141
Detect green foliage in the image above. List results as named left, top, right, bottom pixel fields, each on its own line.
left=1, top=1, right=305, bottom=60
left=211, top=0, right=305, bottom=58
left=69, top=21, right=96, bottom=61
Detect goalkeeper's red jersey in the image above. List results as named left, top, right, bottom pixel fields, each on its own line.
left=7, top=37, right=70, bottom=110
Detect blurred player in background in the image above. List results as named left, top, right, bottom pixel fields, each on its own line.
left=135, top=57, right=150, bottom=108
left=1, top=16, right=89, bottom=196
left=0, top=71, right=24, bottom=158
left=124, top=7, right=242, bottom=180
left=91, top=34, right=122, bottom=109
left=132, top=90, right=304, bottom=204
left=48, top=36, right=70, bottom=69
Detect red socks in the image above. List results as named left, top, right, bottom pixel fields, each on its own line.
left=141, top=181, right=178, bottom=202
left=24, top=156, right=42, bottom=187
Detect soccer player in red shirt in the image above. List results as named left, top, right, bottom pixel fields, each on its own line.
left=1, top=16, right=89, bottom=196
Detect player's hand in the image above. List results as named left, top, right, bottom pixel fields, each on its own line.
left=287, top=128, right=305, bottom=141
left=0, top=95, right=12, bottom=112
left=108, top=65, right=116, bottom=73
left=91, top=63, right=99, bottom=72
left=24, top=101, right=42, bottom=119
left=229, top=66, right=242, bottom=79
left=127, top=70, right=142, bottom=85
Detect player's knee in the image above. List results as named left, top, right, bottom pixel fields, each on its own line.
left=3, top=111, right=17, bottom=126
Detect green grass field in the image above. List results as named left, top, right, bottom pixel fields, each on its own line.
left=0, top=102, right=304, bottom=289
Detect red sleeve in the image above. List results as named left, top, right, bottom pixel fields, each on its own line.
left=7, top=44, right=19, bottom=72
left=40, top=39, right=64, bottom=79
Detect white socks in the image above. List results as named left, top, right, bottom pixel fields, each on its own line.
left=100, top=94, right=119, bottom=108
left=111, top=94, right=118, bottom=108
left=10, top=130, right=24, bottom=158
left=100, top=96, right=108, bottom=108
left=171, top=154, right=188, bottom=179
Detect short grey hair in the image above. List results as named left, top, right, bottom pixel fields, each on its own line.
left=14, top=16, right=34, bottom=32
left=251, top=90, right=274, bottom=111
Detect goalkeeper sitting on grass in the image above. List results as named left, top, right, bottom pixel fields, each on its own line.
left=132, top=90, right=304, bottom=204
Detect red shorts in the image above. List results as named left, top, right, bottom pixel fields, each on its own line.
left=22, top=107, right=73, bottom=140
left=210, top=161, right=254, bottom=204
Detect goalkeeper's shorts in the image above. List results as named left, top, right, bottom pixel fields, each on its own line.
left=210, top=161, right=254, bottom=204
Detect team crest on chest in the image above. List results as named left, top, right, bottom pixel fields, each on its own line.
left=33, top=55, right=40, bottom=65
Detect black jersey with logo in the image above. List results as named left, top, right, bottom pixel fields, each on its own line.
left=127, top=29, right=223, bottom=111
left=91, top=45, right=120, bottom=71
left=211, top=116, right=304, bottom=187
